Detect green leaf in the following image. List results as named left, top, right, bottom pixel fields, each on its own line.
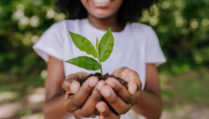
left=66, top=56, right=101, bottom=71
left=69, top=32, right=98, bottom=58
left=99, top=28, right=114, bottom=62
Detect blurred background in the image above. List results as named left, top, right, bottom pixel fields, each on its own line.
left=0, top=0, right=208, bottom=119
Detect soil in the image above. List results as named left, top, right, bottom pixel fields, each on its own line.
left=76, top=73, right=127, bottom=87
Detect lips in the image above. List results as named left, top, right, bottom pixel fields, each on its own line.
left=94, top=0, right=110, bottom=3
left=93, top=0, right=112, bottom=8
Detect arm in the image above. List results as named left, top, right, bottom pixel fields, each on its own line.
left=44, top=56, right=102, bottom=119
left=99, top=64, right=162, bottom=119
left=132, top=64, right=162, bottom=119
left=43, top=56, right=70, bottom=119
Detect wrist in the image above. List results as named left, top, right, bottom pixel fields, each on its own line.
left=130, top=90, right=142, bottom=105
left=63, top=94, right=74, bottom=113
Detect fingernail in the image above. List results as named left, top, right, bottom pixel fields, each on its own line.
left=88, top=77, right=98, bottom=87
left=64, top=81, right=71, bottom=92
left=129, top=84, right=137, bottom=95
left=106, top=78, right=116, bottom=88
left=97, top=81, right=104, bottom=90
left=70, top=82, right=79, bottom=93
left=64, top=81, right=70, bottom=87
left=98, top=105, right=105, bottom=113
left=102, top=87, right=111, bottom=97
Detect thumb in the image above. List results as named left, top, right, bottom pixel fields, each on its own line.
left=62, top=72, right=88, bottom=93
left=62, top=80, right=80, bottom=94
left=128, top=82, right=137, bottom=95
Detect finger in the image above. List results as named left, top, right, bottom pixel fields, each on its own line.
left=73, top=110, right=97, bottom=118
left=113, top=67, right=142, bottom=94
left=129, top=81, right=140, bottom=95
left=124, top=71, right=141, bottom=94
left=96, top=101, right=120, bottom=119
left=100, top=85, right=131, bottom=114
left=73, top=76, right=98, bottom=106
left=70, top=81, right=80, bottom=94
left=73, top=81, right=104, bottom=118
left=62, top=80, right=81, bottom=95
left=113, top=67, right=136, bottom=82
left=96, top=101, right=110, bottom=117
left=62, top=72, right=88, bottom=93
left=105, top=77, right=131, bottom=102
left=98, top=115, right=104, bottom=119
left=65, top=72, right=88, bottom=81
left=66, top=76, right=98, bottom=112
left=127, top=79, right=142, bottom=95
left=62, top=80, right=71, bottom=93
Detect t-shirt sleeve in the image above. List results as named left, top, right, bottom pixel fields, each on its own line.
left=145, top=26, right=166, bottom=65
left=33, top=22, right=64, bottom=62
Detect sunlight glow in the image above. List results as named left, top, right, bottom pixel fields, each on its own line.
left=46, top=9, right=56, bottom=19
left=27, top=88, right=45, bottom=104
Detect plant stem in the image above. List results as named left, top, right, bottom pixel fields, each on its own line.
left=100, top=65, right=103, bottom=76
left=98, top=61, right=103, bottom=76
left=96, top=43, right=103, bottom=76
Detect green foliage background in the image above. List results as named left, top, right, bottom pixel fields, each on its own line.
left=0, top=0, right=209, bottom=75
left=0, top=0, right=209, bottom=118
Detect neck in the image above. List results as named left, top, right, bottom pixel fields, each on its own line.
left=88, top=15, right=125, bottom=32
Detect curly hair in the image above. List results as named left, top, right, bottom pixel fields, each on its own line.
left=56, top=0, right=157, bottom=24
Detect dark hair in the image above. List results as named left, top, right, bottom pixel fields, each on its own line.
left=56, top=0, right=157, bottom=24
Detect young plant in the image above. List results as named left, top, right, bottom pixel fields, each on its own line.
left=66, top=28, right=114, bottom=76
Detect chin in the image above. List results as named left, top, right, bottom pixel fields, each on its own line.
left=89, top=9, right=116, bottom=19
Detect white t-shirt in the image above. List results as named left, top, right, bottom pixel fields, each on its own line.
left=33, top=19, right=166, bottom=119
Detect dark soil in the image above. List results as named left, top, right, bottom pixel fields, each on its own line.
left=77, top=73, right=127, bottom=88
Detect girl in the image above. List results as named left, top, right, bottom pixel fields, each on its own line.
left=33, top=0, right=166, bottom=119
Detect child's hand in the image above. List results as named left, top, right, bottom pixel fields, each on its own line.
left=98, top=67, right=142, bottom=115
left=112, top=67, right=142, bottom=95
left=62, top=72, right=88, bottom=94
left=62, top=72, right=102, bottom=118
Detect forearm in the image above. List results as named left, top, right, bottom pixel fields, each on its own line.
left=133, top=90, right=162, bottom=119
left=44, top=94, right=71, bottom=119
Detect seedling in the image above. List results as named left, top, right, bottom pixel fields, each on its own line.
left=65, top=29, right=128, bottom=108
left=66, top=28, right=114, bottom=76
left=66, top=29, right=127, bottom=114
left=66, top=28, right=127, bottom=87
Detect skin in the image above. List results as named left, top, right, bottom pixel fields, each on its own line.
left=80, top=0, right=125, bottom=32
left=44, top=57, right=162, bottom=119
left=98, top=66, right=162, bottom=119
left=44, top=0, right=162, bottom=118
left=44, top=56, right=101, bottom=119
